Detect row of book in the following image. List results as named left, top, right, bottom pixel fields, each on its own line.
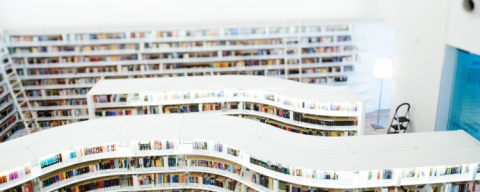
left=193, top=141, right=208, bottom=151
left=13, top=60, right=352, bottom=75
left=213, top=142, right=223, bottom=153
left=251, top=172, right=274, bottom=190
left=293, top=113, right=358, bottom=126
left=278, top=180, right=329, bottom=192
left=227, top=147, right=240, bottom=157
left=86, top=66, right=117, bottom=73
left=31, top=100, right=87, bottom=107
left=163, top=105, right=199, bottom=113
left=302, top=55, right=356, bottom=63
left=250, top=117, right=324, bottom=136
left=138, top=172, right=240, bottom=190
left=66, top=143, right=117, bottom=161
left=41, top=88, right=89, bottom=96
left=12, top=52, right=355, bottom=67
left=83, top=144, right=117, bottom=156
left=0, top=165, right=31, bottom=185
left=12, top=39, right=288, bottom=53
left=245, top=102, right=291, bottom=119
left=142, top=106, right=159, bottom=114
left=250, top=156, right=290, bottom=175
left=302, top=66, right=342, bottom=74
left=0, top=106, right=15, bottom=123
left=368, top=170, right=393, bottom=180
left=202, top=103, right=221, bottom=111
left=449, top=183, right=477, bottom=192
left=302, top=45, right=356, bottom=54
left=212, top=59, right=282, bottom=68
left=2, top=182, right=33, bottom=192
left=21, top=77, right=100, bottom=86
left=250, top=155, right=342, bottom=180
left=0, top=96, right=12, bottom=108
left=136, top=140, right=176, bottom=151
left=16, top=55, right=137, bottom=64
left=37, top=120, right=72, bottom=129
left=59, top=176, right=122, bottom=192
left=303, top=36, right=339, bottom=44
left=121, top=64, right=160, bottom=72
left=40, top=158, right=128, bottom=188
left=95, top=109, right=136, bottom=117
left=146, top=39, right=284, bottom=49
left=11, top=44, right=139, bottom=54
left=130, top=157, right=166, bottom=169
left=0, top=112, right=17, bottom=135
left=8, top=25, right=350, bottom=43
left=94, top=94, right=127, bottom=103
left=40, top=153, right=63, bottom=169
left=188, top=172, right=240, bottom=191
left=301, top=76, right=348, bottom=84
left=187, top=155, right=242, bottom=175
left=9, top=38, right=354, bottom=58
left=22, top=66, right=115, bottom=75
left=156, top=172, right=185, bottom=185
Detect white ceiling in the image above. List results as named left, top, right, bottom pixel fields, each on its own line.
left=0, top=0, right=381, bottom=33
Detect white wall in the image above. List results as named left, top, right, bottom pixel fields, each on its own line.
left=378, top=0, right=451, bottom=132
left=435, top=45, right=457, bottom=132
left=446, top=0, right=480, bottom=55
left=0, top=0, right=380, bottom=33
left=348, top=23, right=396, bottom=111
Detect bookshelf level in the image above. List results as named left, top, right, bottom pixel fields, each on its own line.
left=86, top=76, right=364, bottom=136
left=0, top=115, right=479, bottom=192
left=4, top=23, right=370, bottom=129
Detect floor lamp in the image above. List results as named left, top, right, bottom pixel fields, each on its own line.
left=371, top=58, right=393, bottom=130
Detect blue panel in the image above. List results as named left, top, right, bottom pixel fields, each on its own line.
left=447, top=49, right=480, bottom=140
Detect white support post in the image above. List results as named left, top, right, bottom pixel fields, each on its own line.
left=86, top=93, right=95, bottom=119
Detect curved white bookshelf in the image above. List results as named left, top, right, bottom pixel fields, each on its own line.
left=87, top=76, right=364, bottom=136
left=0, top=115, right=479, bottom=192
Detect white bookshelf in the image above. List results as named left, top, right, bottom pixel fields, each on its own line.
left=0, top=115, right=479, bottom=192
left=0, top=43, right=22, bottom=142
left=3, top=23, right=374, bottom=129
left=87, top=76, right=365, bottom=136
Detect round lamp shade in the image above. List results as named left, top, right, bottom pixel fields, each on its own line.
left=373, top=58, right=394, bottom=79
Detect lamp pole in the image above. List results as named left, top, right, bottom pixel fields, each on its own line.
left=376, top=79, right=383, bottom=128
left=371, top=78, right=385, bottom=130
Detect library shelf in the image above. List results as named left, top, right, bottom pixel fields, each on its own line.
left=0, top=114, right=479, bottom=192
left=0, top=100, right=13, bottom=112
left=5, top=30, right=353, bottom=47
left=0, top=109, right=17, bottom=127
left=0, top=119, right=18, bottom=140
left=35, top=115, right=89, bottom=121
left=24, top=105, right=88, bottom=111
left=300, top=51, right=357, bottom=58
left=17, top=83, right=96, bottom=90
left=0, top=89, right=11, bottom=100
left=87, top=75, right=364, bottom=136
left=4, top=23, right=367, bottom=129
left=39, top=168, right=259, bottom=192
left=10, top=49, right=139, bottom=58
left=17, top=95, right=87, bottom=101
